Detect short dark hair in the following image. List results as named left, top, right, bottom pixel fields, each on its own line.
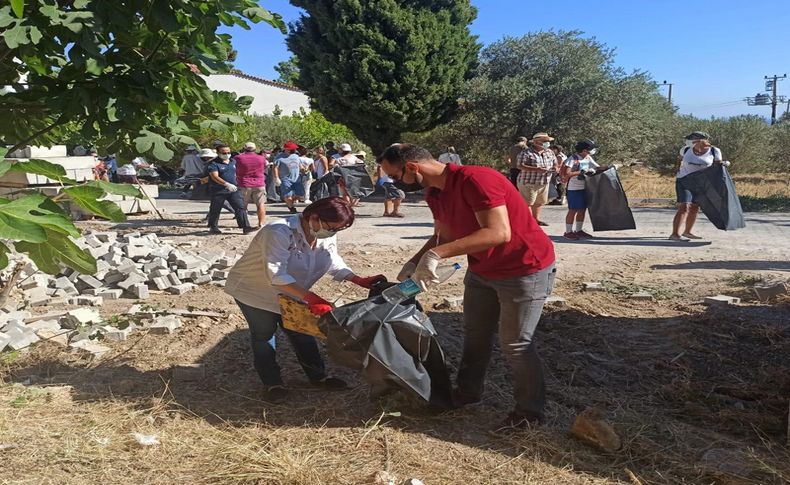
left=302, top=196, right=355, bottom=230
left=551, top=144, right=564, bottom=153
left=325, top=141, right=335, bottom=147
left=216, top=144, right=230, bottom=151
left=378, top=143, right=433, bottom=167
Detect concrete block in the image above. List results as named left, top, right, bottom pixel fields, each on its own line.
left=167, top=274, right=182, bottom=286
left=148, top=268, right=170, bottom=279
left=54, top=276, right=74, bottom=289
left=87, top=244, right=111, bottom=259
left=129, top=284, right=149, bottom=300
left=441, top=296, right=463, bottom=309
left=82, top=234, right=103, bottom=248
left=704, top=295, right=741, bottom=306
left=168, top=283, right=195, bottom=295
left=69, top=339, right=110, bottom=358
left=68, top=296, right=103, bottom=306
left=544, top=295, right=567, bottom=309
left=121, top=232, right=142, bottom=240
left=210, top=280, right=226, bottom=287
left=5, top=326, right=39, bottom=350
left=1, top=310, right=31, bottom=328
left=753, top=282, right=788, bottom=301
left=103, top=271, right=126, bottom=285
left=115, top=259, right=137, bottom=274
left=143, top=258, right=168, bottom=272
left=0, top=332, right=11, bottom=351
left=93, top=232, right=118, bottom=243
left=172, top=363, right=206, bottom=382
left=176, top=255, right=204, bottom=270
left=149, top=315, right=182, bottom=334
left=65, top=308, right=101, bottom=327
left=28, top=291, right=54, bottom=307
left=126, top=236, right=149, bottom=247
left=213, top=256, right=235, bottom=269
left=75, top=274, right=104, bottom=291
left=26, top=319, right=61, bottom=332
left=151, top=277, right=171, bottom=291
left=81, top=287, right=108, bottom=296
left=98, top=289, right=123, bottom=300
left=101, top=324, right=135, bottom=342
left=211, top=270, right=230, bottom=280
left=34, top=328, right=68, bottom=346
left=149, top=248, right=171, bottom=260
left=193, top=274, right=213, bottom=285
left=198, top=251, right=225, bottom=265
left=629, top=291, right=655, bottom=301
left=125, top=245, right=150, bottom=260
left=583, top=282, right=604, bottom=292
left=117, top=272, right=147, bottom=290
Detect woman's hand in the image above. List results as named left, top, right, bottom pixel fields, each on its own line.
left=351, top=274, right=387, bottom=289
left=303, top=292, right=333, bottom=316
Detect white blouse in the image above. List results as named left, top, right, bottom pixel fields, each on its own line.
left=225, top=215, right=353, bottom=313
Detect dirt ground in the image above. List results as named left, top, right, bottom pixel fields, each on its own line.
left=1, top=197, right=789, bottom=484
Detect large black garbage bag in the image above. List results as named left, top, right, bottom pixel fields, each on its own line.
left=681, top=164, right=745, bottom=230
left=584, top=167, right=636, bottom=231
left=310, top=172, right=341, bottom=201
left=318, top=287, right=452, bottom=408
left=335, top=165, right=375, bottom=198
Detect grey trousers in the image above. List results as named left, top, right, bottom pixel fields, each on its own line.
left=457, top=264, right=556, bottom=415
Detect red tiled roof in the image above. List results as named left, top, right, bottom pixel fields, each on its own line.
left=226, top=70, right=304, bottom=93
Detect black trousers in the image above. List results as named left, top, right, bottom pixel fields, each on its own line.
left=208, top=190, right=250, bottom=230
left=509, top=168, right=520, bottom=187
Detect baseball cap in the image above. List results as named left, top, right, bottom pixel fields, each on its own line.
left=574, top=139, right=597, bottom=152
left=244, top=142, right=257, bottom=151
left=339, top=143, right=352, bottom=152
left=283, top=140, right=299, bottom=151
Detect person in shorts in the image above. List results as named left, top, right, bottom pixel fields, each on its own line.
left=375, top=159, right=405, bottom=217
left=560, top=140, right=605, bottom=240
left=516, top=133, right=557, bottom=226
left=274, top=141, right=305, bottom=214
left=235, top=141, right=267, bottom=229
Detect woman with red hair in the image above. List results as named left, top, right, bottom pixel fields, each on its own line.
left=225, top=197, right=385, bottom=402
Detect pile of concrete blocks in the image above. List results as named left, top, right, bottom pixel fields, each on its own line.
left=9, top=230, right=240, bottom=309
left=0, top=305, right=185, bottom=357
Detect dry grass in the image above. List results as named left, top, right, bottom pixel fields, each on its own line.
left=620, top=169, right=790, bottom=203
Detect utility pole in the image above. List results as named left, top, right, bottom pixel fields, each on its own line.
left=765, top=74, right=787, bottom=125
left=660, top=80, right=673, bottom=105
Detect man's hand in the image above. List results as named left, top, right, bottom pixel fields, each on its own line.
left=413, top=249, right=441, bottom=291
left=303, top=292, right=333, bottom=317
left=225, top=183, right=238, bottom=192
left=397, top=261, right=417, bottom=282
left=351, top=274, right=387, bottom=289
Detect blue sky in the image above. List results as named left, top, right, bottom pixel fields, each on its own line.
left=228, top=0, right=790, bottom=119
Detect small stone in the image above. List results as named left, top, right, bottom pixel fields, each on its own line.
left=753, top=282, right=788, bottom=301
left=704, top=295, right=741, bottom=306
left=544, top=295, right=567, bottom=308
left=569, top=408, right=621, bottom=453
left=629, top=291, right=655, bottom=301
left=172, top=363, right=206, bottom=382
left=583, top=282, right=604, bottom=292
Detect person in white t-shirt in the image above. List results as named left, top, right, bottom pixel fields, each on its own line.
left=437, top=146, right=462, bottom=165
left=560, top=140, right=606, bottom=240
left=298, top=145, right=315, bottom=204
left=670, top=131, right=724, bottom=241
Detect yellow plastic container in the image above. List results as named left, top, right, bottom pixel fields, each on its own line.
left=278, top=295, right=326, bottom=339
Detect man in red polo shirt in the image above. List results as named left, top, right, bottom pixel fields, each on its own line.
left=379, top=143, right=556, bottom=429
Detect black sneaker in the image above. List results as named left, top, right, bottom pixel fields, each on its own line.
left=208, top=228, right=223, bottom=235
left=242, top=226, right=258, bottom=234
left=494, top=410, right=544, bottom=433
left=288, top=206, right=298, bottom=214
left=310, top=376, right=348, bottom=391
left=263, top=385, right=289, bottom=403
left=537, top=220, right=550, bottom=227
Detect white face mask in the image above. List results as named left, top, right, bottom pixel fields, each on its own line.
left=589, top=148, right=598, bottom=155
left=542, top=142, right=551, bottom=149
left=310, top=219, right=336, bottom=239
left=219, top=153, right=231, bottom=160
left=685, top=139, right=695, bottom=148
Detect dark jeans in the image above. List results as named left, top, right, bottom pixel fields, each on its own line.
left=509, top=168, right=520, bottom=187
left=235, top=300, right=327, bottom=386
left=207, top=189, right=250, bottom=230
left=457, top=264, right=556, bottom=416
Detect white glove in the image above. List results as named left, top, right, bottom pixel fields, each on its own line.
left=275, top=178, right=282, bottom=187
left=225, top=183, right=238, bottom=192
left=397, top=261, right=417, bottom=282
left=413, top=249, right=441, bottom=291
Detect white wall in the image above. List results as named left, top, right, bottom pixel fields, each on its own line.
left=203, top=74, right=311, bottom=116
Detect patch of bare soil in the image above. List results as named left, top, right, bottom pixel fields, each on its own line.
left=1, top=219, right=788, bottom=484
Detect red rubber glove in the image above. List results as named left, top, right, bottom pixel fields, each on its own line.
left=351, top=274, right=387, bottom=289
left=303, top=292, right=333, bottom=316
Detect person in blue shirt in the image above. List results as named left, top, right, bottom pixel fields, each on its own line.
left=207, top=144, right=255, bottom=235
left=274, top=141, right=305, bottom=214
left=103, top=154, right=118, bottom=182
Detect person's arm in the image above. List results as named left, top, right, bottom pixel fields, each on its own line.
left=321, top=156, right=329, bottom=173
left=208, top=170, right=225, bottom=186
left=431, top=206, right=511, bottom=259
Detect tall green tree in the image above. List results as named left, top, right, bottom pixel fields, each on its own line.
left=0, top=0, right=284, bottom=161
left=411, top=31, right=674, bottom=168
left=287, top=0, right=480, bottom=153
left=273, top=56, right=300, bottom=86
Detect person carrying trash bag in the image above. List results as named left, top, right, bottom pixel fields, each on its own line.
left=224, top=196, right=386, bottom=402
left=379, top=143, right=556, bottom=430
left=560, top=140, right=608, bottom=240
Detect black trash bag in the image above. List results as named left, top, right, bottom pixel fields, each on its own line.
left=681, top=164, right=745, bottom=231
left=310, top=172, right=341, bottom=201
left=335, top=165, right=375, bottom=198
left=318, top=285, right=453, bottom=409
left=584, top=167, right=637, bottom=231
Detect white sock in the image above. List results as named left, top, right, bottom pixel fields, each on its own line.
left=565, top=223, right=573, bottom=233
left=574, top=221, right=584, bottom=232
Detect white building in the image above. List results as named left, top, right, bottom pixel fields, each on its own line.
left=203, top=72, right=311, bottom=116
